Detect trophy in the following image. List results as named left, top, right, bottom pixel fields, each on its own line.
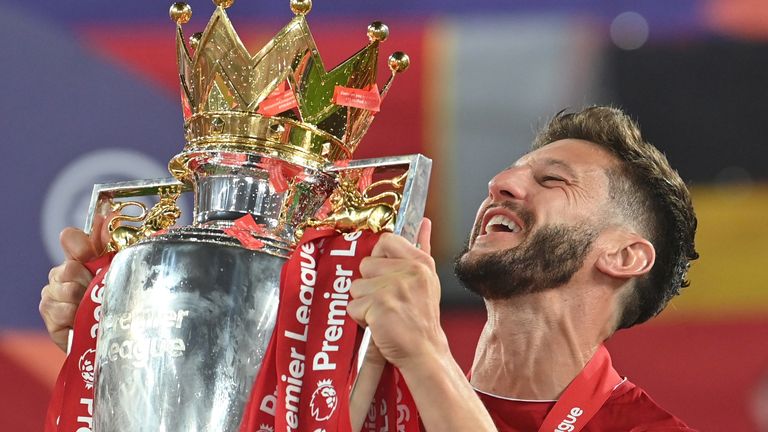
left=80, top=0, right=431, bottom=430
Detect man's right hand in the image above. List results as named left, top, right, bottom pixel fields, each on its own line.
left=40, top=215, right=111, bottom=352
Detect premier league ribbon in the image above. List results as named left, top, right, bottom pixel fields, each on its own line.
left=45, top=253, right=115, bottom=432
left=240, top=228, right=419, bottom=432
left=537, top=345, right=623, bottom=432
left=363, top=364, right=419, bottom=432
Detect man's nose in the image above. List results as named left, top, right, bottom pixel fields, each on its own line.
left=488, top=167, right=528, bottom=201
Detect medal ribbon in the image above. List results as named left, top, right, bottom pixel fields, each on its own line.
left=44, top=253, right=115, bottom=432
left=537, top=345, right=622, bottom=432
left=363, top=364, right=419, bottom=432
left=240, top=228, right=419, bottom=432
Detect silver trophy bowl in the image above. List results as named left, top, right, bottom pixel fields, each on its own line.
left=87, top=154, right=431, bottom=431
left=96, top=233, right=282, bottom=431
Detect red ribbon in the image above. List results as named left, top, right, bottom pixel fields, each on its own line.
left=257, top=83, right=299, bottom=116
left=364, top=364, right=419, bottom=431
left=223, top=214, right=268, bottom=250
left=45, top=253, right=115, bottom=432
left=537, top=345, right=623, bottom=432
left=332, top=85, right=381, bottom=112
left=256, top=159, right=309, bottom=194
left=240, top=228, right=419, bottom=432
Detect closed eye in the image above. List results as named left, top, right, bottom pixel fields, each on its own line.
left=541, top=175, right=565, bottom=184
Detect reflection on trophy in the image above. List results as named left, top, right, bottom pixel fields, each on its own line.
left=82, top=0, right=431, bottom=430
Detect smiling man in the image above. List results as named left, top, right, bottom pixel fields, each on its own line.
left=347, top=106, right=699, bottom=431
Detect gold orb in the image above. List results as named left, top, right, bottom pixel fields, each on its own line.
left=189, top=32, right=203, bottom=49
left=169, top=2, right=192, bottom=24
left=367, top=21, right=389, bottom=42
left=213, top=0, right=234, bottom=8
left=388, top=52, right=410, bottom=73
left=290, top=0, right=312, bottom=16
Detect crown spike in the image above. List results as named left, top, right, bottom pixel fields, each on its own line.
left=213, top=0, right=235, bottom=8
left=379, top=52, right=410, bottom=100
left=367, top=22, right=389, bottom=43
left=170, top=2, right=192, bottom=25
left=290, top=0, right=312, bottom=16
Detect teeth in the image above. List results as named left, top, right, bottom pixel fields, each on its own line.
left=486, top=214, right=521, bottom=233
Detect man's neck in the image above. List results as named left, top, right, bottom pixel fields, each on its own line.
left=469, top=289, right=614, bottom=400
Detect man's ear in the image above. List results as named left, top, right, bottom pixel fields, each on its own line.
left=595, top=232, right=656, bottom=280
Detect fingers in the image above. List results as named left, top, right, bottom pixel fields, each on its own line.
left=43, top=278, right=89, bottom=304
left=416, top=217, right=432, bottom=255
left=41, top=259, right=93, bottom=352
left=39, top=295, right=79, bottom=330
left=39, top=290, right=79, bottom=352
left=346, top=295, right=373, bottom=328
left=371, top=232, right=433, bottom=264
left=60, top=208, right=115, bottom=263
left=359, top=256, right=434, bottom=281
left=60, top=227, right=99, bottom=262
left=45, top=260, right=91, bottom=305
left=50, top=260, right=93, bottom=289
left=45, top=218, right=108, bottom=352
left=90, top=211, right=114, bottom=255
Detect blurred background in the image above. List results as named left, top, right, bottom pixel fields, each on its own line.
left=1, top=0, right=767, bottom=430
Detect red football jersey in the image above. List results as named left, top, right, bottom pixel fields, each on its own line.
left=476, top=380, right=696, bottom=432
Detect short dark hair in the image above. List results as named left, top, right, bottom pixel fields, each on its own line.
left=532, top=106, right=699, bottom=329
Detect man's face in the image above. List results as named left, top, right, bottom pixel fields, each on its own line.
left=455, top=139, right=616, bottom=298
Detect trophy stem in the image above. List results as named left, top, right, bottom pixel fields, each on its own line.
left=182, top=150, right=337, bottom=252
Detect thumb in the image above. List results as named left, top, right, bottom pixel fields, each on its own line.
left=416, top=217, right=432, bottom=255
left=89, top=211, right=114, bottom=255
left=60, top=227, right=100, bottom=263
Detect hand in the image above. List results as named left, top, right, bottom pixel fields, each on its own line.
left=39, top=214, right=111, bottom=351
left=347, top=218, right=450, bottom=371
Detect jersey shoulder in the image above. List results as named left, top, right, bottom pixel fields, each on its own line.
left=589, top=379, right=696, bottom=432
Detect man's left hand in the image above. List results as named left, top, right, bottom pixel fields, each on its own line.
left=347, top=218, right=451, bottom=370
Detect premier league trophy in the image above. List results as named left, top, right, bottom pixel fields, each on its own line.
left=79, top=1, right=431, bottom=430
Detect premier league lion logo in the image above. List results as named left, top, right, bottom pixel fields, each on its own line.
left=310, top=379, right=338, bottom=421
left=79, top=348, right=97, bottom=389
left=256, top=425, right=274, bottom=432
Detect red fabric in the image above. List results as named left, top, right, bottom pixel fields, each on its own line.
left=364, top=363, right=419, bottom=431
left=537, top=345, right=622, bottom=431
left=257, top=82, right=298, bottom=116
left=44, top=253, right=115, bottom=432
left=477, top=380, right=695, bottom=432
left=240, top=228, right=419, bottom=432
left=223, top=214, right=267, bottom=250
left=332, top=85, right=381, bottom=112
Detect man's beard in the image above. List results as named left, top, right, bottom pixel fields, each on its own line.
left=454, top=223, right=598, bottom=300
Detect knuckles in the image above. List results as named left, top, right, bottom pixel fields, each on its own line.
left=48, top=264, right=62, bottom=283
left=39, top=296, right=76, bottom=329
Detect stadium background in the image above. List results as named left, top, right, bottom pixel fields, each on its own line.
left=1, top=0, right=767, bottom=429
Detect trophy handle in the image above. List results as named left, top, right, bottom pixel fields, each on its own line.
left=66, top=179, right=190, bottom=355
left=328, top=154, right=432, bottom=431
left=324, top=154, right=432, bottom=244
left=84, top=177, right=189, bottom=235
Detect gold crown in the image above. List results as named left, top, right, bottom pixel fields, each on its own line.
left=168, top=0, right=410, bottom=179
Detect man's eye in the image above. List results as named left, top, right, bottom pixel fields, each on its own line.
left=541, top=176, right=565, bottom=183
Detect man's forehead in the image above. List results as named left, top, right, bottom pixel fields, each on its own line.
left=511, top=139, right=617, bottom=171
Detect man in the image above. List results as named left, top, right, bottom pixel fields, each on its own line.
left=41, top=106, right=698, bottom=430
